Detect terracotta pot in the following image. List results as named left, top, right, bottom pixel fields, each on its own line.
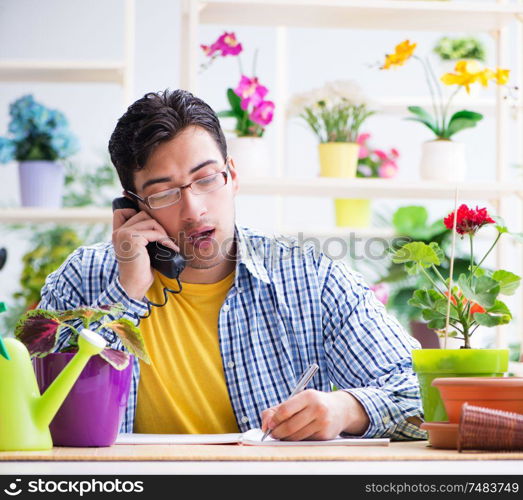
left=432, top=377, right=523, bottom=423
left=420, top=422, right=459, bottom=450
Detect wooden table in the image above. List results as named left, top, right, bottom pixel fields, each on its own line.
left=1, top=441, right=522, bottom=474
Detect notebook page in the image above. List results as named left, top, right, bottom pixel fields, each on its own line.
left=239, top=428, right=390, bottom=446
left=115, top=433, right=242, bottom=445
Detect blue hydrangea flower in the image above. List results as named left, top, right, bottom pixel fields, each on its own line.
left=2, top=94, right=79, bottom=161
left=0, top=137, right=16, bottom=163
left=50, top=132, right=79, bottom=158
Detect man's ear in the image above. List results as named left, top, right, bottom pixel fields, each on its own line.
left=228, top=157, right=239, bottom=195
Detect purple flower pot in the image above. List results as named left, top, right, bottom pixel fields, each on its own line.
left=33, top=353, right=133, bottom=447
left=18, top=161, right=64, bottom=207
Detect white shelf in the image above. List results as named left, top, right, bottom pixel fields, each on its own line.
left=0, top=207, right=113, bottom=224
left=0, top=178, right=520, bottom=224
left=239, top=177, right=523, bottom=200
left=279, top=226, right=395, bottom=239
left=199, top=0, right=523, bottom=32
left=0, top=60, right=127, bottom=84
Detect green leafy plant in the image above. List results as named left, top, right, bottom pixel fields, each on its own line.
left=63, top=159, right=118, bottom=207
left=377, top=205, right=472, bottom=326
left=15, top=305, right=150, bottom=370
left=433, top=36, right=486, bottom=62
left=391, top=205, right=521, bottom=348
left=13, top=227, right=83, bottom=310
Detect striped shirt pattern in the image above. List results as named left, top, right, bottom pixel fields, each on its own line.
left=39, top=224, right=426, bottom=440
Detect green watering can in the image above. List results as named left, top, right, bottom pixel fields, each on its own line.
left=0, top=303, right=107, bottom=451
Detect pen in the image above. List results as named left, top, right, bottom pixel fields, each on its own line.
left=261, top=363, right=319, bottom=442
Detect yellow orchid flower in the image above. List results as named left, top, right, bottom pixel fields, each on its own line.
left=477, top=68, right=494, bottom=87
left=382, top=40, right=417, bottom=70
left=454, top=60, right=483, bottom=74
left=492, top=68, right=510, bottom=85
left=441, top=60, right=487, bottom=94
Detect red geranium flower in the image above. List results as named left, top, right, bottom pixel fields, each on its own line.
left=443, top=204, right=495, bottom=235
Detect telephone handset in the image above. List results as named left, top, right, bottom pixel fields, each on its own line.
left=112, top=196, right=186, bottom=323
left=112, top=196, right=186, bottom=279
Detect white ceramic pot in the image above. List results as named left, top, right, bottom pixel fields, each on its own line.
left=226, top=136, right=271, bottom=177
left=419, top=140, right=467, bottom=182
left=18, top=160, right=64, bottom=207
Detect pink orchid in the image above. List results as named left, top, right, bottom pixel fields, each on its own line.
left=201, top=32, right=242, bottom=59
left=379, top=161, right=399, bottom=179
left=200, top=44, right=218, bottom=57
left=235, top=75, right=268, bottom=110
left=249, top=100, right=275, bottom=126
left=214, top=32, right=243, bottom=56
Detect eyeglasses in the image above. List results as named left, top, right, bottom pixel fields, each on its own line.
left=126, top=163, right=231, bottom=210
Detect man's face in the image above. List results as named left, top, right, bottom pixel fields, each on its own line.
left=132, top=125, right=239, bottom=271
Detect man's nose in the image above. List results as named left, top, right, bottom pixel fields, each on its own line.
left=179, top=188, right=208, bottom=220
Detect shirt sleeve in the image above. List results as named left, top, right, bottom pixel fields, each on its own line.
left=38, top=245, right=150, bottom=352
left=318, top=254, right=427, bottom=441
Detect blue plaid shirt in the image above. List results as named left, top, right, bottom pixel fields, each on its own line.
left=39, top=224, right=426, bottom=440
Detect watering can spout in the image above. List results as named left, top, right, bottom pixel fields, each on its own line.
left=34, top=329, right=106, bottom=428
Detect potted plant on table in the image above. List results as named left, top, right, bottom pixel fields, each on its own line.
left=200, top=31, right=275, bottom=176
left=377, top=205, right=475, bottom=348
left=337, top=132, right=400, bottom=228
left=15, top=305, right=150, bottom=446
left=391, top=204, right=521, bottom=423
left=0, top=94, right=79, bottom=207
left=380, top=40, right=510, bottom=182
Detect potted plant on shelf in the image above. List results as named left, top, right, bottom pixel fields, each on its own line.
left=287, top=80, right=375, bottom=226
left=391, top=203, right=521, bottom=423
left=200, top=31, right=275, bottom=177
left=15, top=305, right=151, bottom=446
left=0, top=94, right=79, bottom=207
left=380, top=40, right=510, bottom=182
left=340, top=132, right=400, bottom=228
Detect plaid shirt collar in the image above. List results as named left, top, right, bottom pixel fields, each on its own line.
left=233, top=223, right=271, bottom=284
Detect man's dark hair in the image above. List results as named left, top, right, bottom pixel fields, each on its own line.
left=108, top=89, right=227, bottom=192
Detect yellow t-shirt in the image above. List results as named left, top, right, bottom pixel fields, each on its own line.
left=133, top=268, right=239, bottom=434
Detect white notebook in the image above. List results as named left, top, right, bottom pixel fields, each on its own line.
left=115, top=428, right=389, bottom=446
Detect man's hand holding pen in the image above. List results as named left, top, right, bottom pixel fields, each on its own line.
left=260, top=389, right=371, bottom=441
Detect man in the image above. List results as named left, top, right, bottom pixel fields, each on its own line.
left=40, top=89, right=425, bottom=440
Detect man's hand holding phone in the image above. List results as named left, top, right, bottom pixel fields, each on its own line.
left=112, top=206, right=180, bottom=301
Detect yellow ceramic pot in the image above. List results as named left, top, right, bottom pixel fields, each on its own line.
left=318, top=142, right=359, bottom=178
left=334, top=198, right=371, bottom=227
left=317, top=142, right=370, bottom=227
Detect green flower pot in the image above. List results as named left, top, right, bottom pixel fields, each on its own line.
left=412, top=349, right=509, bottom=422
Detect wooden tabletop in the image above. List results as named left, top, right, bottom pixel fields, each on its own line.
left=1, top=440, right=523, bottom=462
